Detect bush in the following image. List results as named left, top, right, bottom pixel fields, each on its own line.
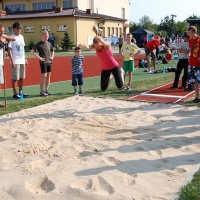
left=28, top=39, right=35, bottom=50
left=61, top=31, right=73, bottom=51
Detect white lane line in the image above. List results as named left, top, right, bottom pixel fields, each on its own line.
left=140, top=93, right=186, bottom=98
left=173, top=90, right=195, bottom=103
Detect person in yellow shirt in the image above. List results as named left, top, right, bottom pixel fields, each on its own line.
left=121, top=33, right=141, bottom=90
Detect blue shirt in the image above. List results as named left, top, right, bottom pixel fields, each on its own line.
left=71, top=55, right=84, bottom=74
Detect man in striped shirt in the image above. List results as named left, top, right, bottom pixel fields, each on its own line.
left=71, top=47, right=84, bottom=94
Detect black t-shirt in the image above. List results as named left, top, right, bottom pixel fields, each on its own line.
left=33, top=41, right=54, bottom=64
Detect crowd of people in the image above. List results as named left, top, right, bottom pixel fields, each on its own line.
left=0, top=22, right=200, bottom=107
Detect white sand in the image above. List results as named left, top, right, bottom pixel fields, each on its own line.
left=0, top=96, right=200, bottom=200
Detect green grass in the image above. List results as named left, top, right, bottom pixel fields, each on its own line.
left=178, top=170, right=200, bottom=200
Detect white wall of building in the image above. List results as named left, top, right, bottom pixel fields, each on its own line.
left=77, top=0, right=130, bottom=22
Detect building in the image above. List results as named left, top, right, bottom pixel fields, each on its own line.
left=0, top=0, right=130, bottom=47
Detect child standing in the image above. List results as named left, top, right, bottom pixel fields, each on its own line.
left=71, top=47, right=84, bottom=94
left=170, top=32, right=190, bottom=90
left=121, top=33, right=141, bottom=90
left=187, top=26, right=200, bottom=103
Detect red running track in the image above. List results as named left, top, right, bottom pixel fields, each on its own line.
left=3, top=54, right=145, bottom=89
left=128, top=81, right=195, bottom=103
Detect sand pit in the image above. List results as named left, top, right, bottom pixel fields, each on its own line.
left=0, top=96, right=200, bottom=200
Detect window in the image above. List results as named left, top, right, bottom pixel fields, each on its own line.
left=4, top=27, right=12, bottom=33
left=24, top=26, right=34, bottom=33
left=116, top=28, right=118, bottom=37
left=119, top=28, right=122, bottom=35
left=5, top=4, right=26, bottom=11
left=33, top=2, right=55, bottom=10
left=41, top=25, right=50, bottom=32
left=121, top=7, right=125, bottom=19
left=107, top=27, right=110, bottom=37
left=57, top=25, right=68, bottom=32
left=63, top=0, right=72, bottom=8
left=112, top=27, right=114, bottom=35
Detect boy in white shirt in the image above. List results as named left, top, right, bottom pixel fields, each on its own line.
left=8, top=22, right=29, bottom=99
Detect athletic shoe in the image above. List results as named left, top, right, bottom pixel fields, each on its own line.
left=19, top=92, right=30, bottom=98
left=192, top=98, right=200, bottom=103
left=40, top=91, right=48, bottom=96
left=0, top=103, right=5, bottom=107
left=79, top=90, right=84, bottom=94
left=184, top=87, right=193, bottom=91
left=126, top=85, right=131, bottom=91
left=148, top=71, right=153, bottom=74
left=13, top=94, right=20, bottom=99
left=74, top=89, right=78, bottom=95
left=45, top=90, right=51, bottom=95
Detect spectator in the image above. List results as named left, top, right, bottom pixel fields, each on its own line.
left=170, top=32, right=190, bottom=90
left=118, top=34, right=124, bottom=53
left=145, top=39, right=160, bottom=73
left=8, top=22, right=29, bottom=99
left=187, top=26, right=200, bottom=103
left=31, top=31, right=54, bottom=96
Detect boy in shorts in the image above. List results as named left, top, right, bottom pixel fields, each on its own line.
left=121, top=33, right=141, bottom=90
left=31, top=31, right=54, bottom=96
left=187, top=26, right=200, bottom=103
left=71, top=47, right=84, bottom=94
left=8, top=22, right=29, bottom=99
left=145, top=39, right=160, bottom=73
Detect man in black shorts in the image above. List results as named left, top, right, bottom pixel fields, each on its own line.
left=31, top=31, right=54, bottom=96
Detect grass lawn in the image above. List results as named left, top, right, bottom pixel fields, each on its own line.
left=178, top=170, right=200, bottom=200
left=0, top=57, right=199, bottom=199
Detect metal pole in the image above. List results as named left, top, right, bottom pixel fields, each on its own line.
left=3, top=43, right=7, bottom=108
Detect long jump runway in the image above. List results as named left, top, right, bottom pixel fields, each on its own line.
left=128, top=82, right=195, bottom=104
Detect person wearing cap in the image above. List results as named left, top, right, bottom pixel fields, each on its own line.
left=8, top=22, right=29, bottom=99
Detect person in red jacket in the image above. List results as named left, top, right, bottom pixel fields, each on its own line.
left=145, top=39, right=160, bottom=73
left=187, top=26, right=200, bottom=103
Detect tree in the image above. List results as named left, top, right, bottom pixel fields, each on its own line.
left=175, top=21, right=188, bottom=36
left=61, top=31, right=73, bottom=51
left=28, top=39, right=35, bottom=50
left=129, top=21, right=140, bottom=32
left=158, top=16, right=172, bottom=36
left=138, top=15, right=154, bottom=30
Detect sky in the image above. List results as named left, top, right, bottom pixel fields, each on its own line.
left=130, top=0, right=200, bottom=24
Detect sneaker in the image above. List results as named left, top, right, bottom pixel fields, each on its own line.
left=148, top=71, right=153, bottom=74
left=19, top=92, right=29, bottom=98
left=79, top=90, right=84, bottom=94
left=193, top=98, right=200, bottom=103
left=13, top=94, right=20, bottom=99
left=40, top=91, right=48, bottom=96
left=45, top=90, right=51, bottom=95
left=184, top=87, right=193, bottom=91
left=192, top=98, right=200, bottom=103
left=126, top=85, right=131, bottom=91
left=74, top=89, right=78, bottom=95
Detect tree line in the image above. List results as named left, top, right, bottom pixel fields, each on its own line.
left=130, top=14, right=200, bottom=37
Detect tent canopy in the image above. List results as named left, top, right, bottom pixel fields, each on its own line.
left=131, top=29, right=154, bottom=47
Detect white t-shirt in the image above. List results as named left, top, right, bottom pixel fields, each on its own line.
left=158, top=44, right=166, bottom=52
left=8, top=34, right=25, bottom=64
left=179, top=41, right=190, bottom=59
